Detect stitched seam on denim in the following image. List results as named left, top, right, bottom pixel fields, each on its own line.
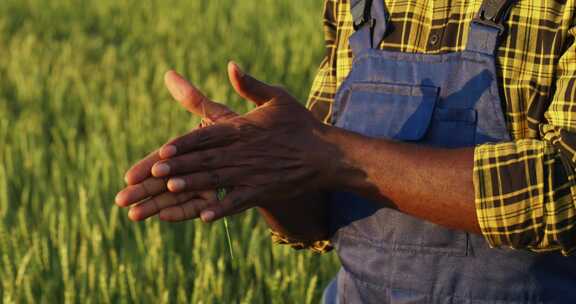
left=338, top=229, right=467, bottom=256
left=349, top=81, right=439, bottom=97
left=352, top=49, right=493, bottom=66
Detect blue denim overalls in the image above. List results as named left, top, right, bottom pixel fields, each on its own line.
left=324, top=0, right=576, bottom=303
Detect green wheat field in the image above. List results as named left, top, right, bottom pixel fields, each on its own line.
left=0, top=0, right=340, bottom=302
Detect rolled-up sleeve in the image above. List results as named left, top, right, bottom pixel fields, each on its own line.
left=474, top=24, right=576, bottom=256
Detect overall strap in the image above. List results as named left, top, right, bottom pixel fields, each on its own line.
left=466, top=0, right=517, bottom=55
left=349, top=0, right=390, bottom=55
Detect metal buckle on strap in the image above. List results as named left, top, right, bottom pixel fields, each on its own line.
left=471, top=0, right=515, bottom=35
left=352, top=0, right=374, bottom=31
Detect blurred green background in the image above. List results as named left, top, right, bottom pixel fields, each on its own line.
left=0, top=0, right=340, bottom=302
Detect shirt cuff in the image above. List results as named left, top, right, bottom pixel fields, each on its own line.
left=270, top=230, right=333, bottom=254
left=472, top=140, right=576, bottom=255
left=473, top=143, right=506, bottom=249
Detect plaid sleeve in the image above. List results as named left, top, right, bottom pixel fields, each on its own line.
left=269, top=0, right=339, bottom=253
left=270, top=230, right=333, bottom=254
left=474, top=24, right=576, bottom=256
left=306, top=0, right=338, bottom=123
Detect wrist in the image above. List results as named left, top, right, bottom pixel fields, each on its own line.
left=319, top=124, right=371, bottom=192
left=256, top=191, right=330, bottom=241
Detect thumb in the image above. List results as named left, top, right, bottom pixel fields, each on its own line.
left=164, top=70, right=236, bottom=122
left=227, top=61, right=281, bottom=106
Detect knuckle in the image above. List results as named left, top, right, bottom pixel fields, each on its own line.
left=214, top=206, right=227, bottom=218
left=139, top=181, right=153, bottom=197
left=234, top=121, right=261, bottom=135
left=155, top=193, right=174, bottom=207
left=160, top=209, right=175, bottom=221
left=180, top=205, right=189, bottom=220
left=169, top=135, right=186, bottom=150
left=228, top=194, right=245, bottom=207
left=181, top=134, right=198, bottom=149
left=199, top=189, right=218, bottom=201
left=209, top=172, right=221, bottom=187
left=199, top=152, right=215, bottom=164
left=194, top=201, right=208, bottom=217
left=271, top=84, right=286, bottom=92
left=220, top=173, right=232, bottom=187
left=179, top=129, right=206, bottom=150
left=175, top=192, right=192, bottom=204
left=150, top=197, right=161, bottom=213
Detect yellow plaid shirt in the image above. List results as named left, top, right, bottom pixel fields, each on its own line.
left=292, top=0, right=576, bottom=255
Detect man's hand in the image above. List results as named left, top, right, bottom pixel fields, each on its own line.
left=116, top=64, right=332, bottom=244
left=115, top=66, right=241, bottom=222
left=115, top=174, right=218, bottom=222
left=150, top=62, right=343, bottom=223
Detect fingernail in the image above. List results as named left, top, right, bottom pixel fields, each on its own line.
left=114, top=192, right=125, bottom=206
left=201, top=210, right=215, bottom=222
left=165, top=70, right=187, bottom=100
left=152, top=163, right=170, bottom=176
left=167, top=178, right=186, bottom=192
left=128, top=208, right=139, bottom=221
left=160, top=145, right=177, bottom=158
left=231, top=61, right=244, bottom=77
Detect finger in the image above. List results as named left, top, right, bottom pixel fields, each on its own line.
left=124, top=150, right=160, bottom=185
left=115, top=177, right=167, bottom=207
left=158, top=124, right=237, bottom=158
left=198, top=189, right=218, bottom=201
left=165, top=168, right=245, bottom=193
left=227, top=61, right=281, bottom=106
left=128, top=190, right=200, bottom=221
left=152, top=149, right=230, bottom=177
left=164, top=70, right=237, bottom=123
left=200, top=187, right=258, bottom=222
left=158, top=198, right=215, bottom=222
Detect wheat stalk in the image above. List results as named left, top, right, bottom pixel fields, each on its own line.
left=201, top=106, right=234, bottom=260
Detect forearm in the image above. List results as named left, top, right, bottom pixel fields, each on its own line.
left=326, top=127, right=479, bottom=233
left=257, top=191, right=329, bottom=242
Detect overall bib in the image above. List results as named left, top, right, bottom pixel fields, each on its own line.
left=325, top=0, right=576, bottom=303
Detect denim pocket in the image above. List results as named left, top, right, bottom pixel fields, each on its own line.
left=337, top=82, right=439, bottom=141
left=425, top=107, right=478, bottom=148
